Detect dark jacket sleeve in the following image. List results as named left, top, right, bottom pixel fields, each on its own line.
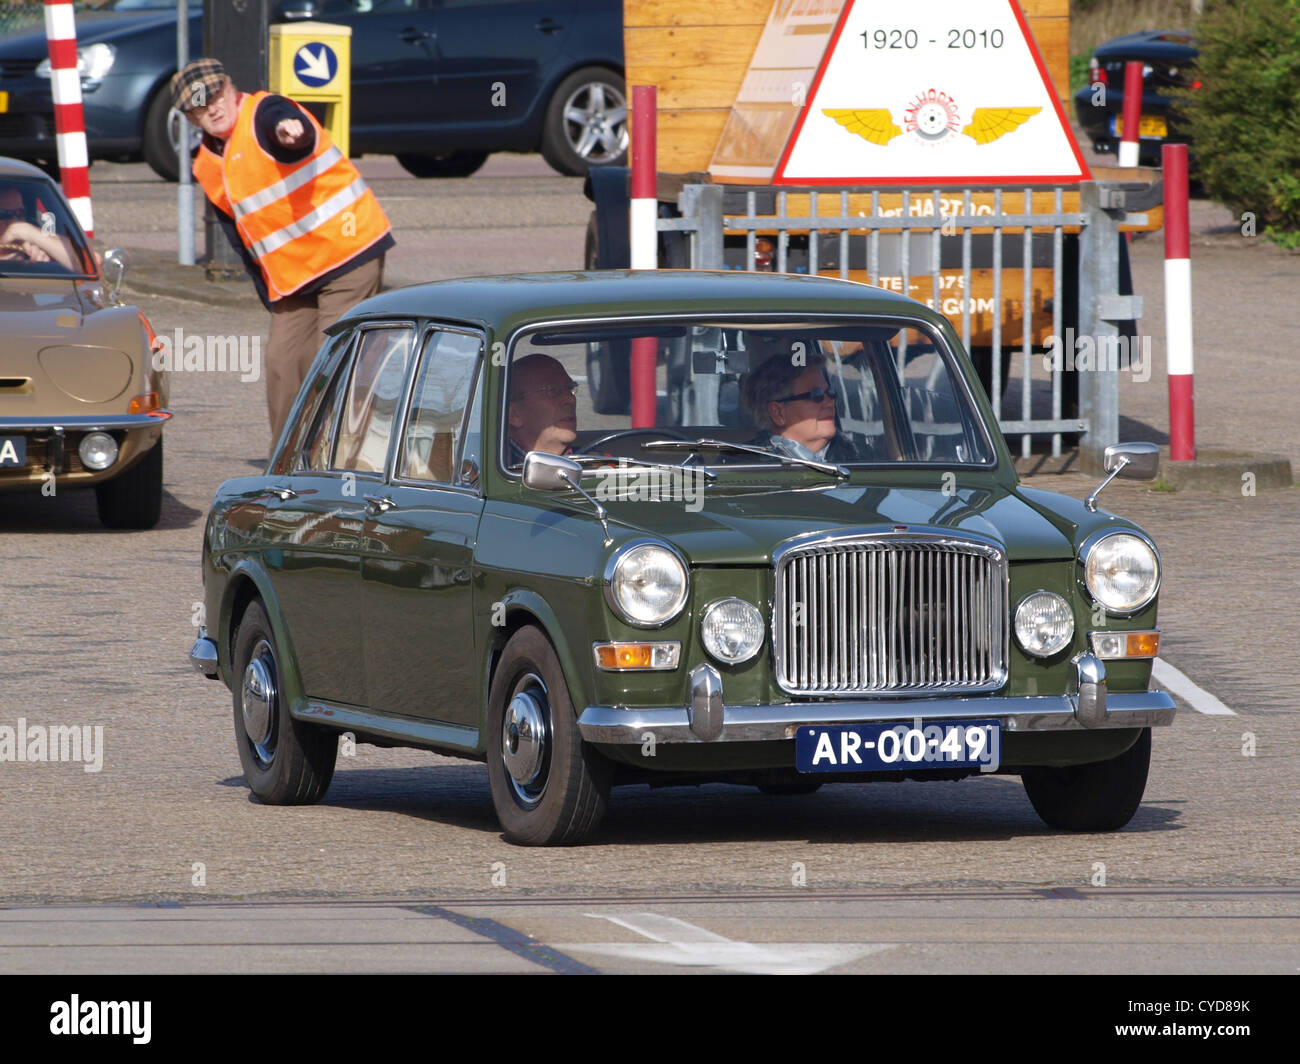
left=253, top=95, right=318, bottom=164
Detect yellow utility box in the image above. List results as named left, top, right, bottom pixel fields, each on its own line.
left=268, top=21, right=352, bottom=157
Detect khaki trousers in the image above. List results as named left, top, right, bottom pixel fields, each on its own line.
left=265, top=254, right=385, bottom=444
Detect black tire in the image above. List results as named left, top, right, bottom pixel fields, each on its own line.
left=1021, top=728, right=1151, bottom=831
left=142, top=84, right=180, bottom=182
left=485, top=625, right=611, bottom=845
left=231, top=602, right=337, bottom=805
left=756, top=780, right=824, bottom=796
left=539, top=66, right=628, bottom=176
left=584, top=209, right=599, bottom=270
left=395, top=151, right=489, bottom=178
left=95, top=439, right=163, bottom=530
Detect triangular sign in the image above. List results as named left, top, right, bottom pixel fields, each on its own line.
left=762, top=0, right=1090, bottom=185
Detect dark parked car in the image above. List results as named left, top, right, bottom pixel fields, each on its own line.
left=0, top=0, right=624, bottom=180
left=189, top=270, right=1174, bottom=846
left=1073, top=29, right=1198, bottom=167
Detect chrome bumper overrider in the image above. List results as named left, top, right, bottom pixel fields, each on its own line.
left=189, top=631, right=219, bottom=679
left=578, top=653, right=1176, bottom=744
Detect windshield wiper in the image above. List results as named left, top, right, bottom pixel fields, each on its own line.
left=640, top=438, right=849, bottom=478
left=568, top=452, right=716, bottom=481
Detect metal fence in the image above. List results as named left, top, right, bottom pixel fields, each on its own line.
left=663, top=181, right=1154, bottom=472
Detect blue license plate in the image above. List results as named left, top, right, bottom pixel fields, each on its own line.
left=796, top=720, right=1001, bottom=773
left=0, top=436, right=26, bottom=466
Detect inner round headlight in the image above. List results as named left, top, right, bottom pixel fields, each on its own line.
left=1083, top=532, right=1160, bottom=613
left=1014, top=591, right=1075, bottom=657
left=701, top=598, right=764, bottom=664
left=605, top=542, right=688, bottom=627
left=79, top=432, right=118, bottom=471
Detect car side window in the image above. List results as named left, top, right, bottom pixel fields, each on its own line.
left=333, top=325, right=416, bottom=474
left=399, top=328, right=482, bottom=483
left=297, top=333, right=355, bottom=472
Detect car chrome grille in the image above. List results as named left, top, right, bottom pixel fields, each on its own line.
left=773, top=536, right=1007, bottom=696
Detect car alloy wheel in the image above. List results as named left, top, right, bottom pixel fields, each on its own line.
left=540, top=66, right=628, bottom=176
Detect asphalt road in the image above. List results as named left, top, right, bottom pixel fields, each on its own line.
left=0, top=153, right=1296, bottom=976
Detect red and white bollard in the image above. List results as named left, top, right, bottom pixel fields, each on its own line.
left=629, top=84, right=658, bottom=426
left=1118, top=60, right=1143, bottom=169
left=1163, top=142, right=1194, bottom=460
left=42, top=0, right=93, bottom=236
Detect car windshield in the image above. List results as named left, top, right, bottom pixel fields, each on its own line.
left=502, top=318, right=995, bottom=472
left=0, top=178, right=96, bottom=278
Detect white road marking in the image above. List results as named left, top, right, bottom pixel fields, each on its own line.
left=553, top=912, right=895, bottom=975
left=1152, top=657, right=1237, bottom=716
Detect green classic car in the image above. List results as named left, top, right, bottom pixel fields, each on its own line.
left=189, top=270, right=1174, bottom=845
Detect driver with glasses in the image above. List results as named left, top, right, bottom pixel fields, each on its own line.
left=506, top=353, right=581, bottom=465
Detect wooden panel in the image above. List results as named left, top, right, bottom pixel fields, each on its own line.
left=1027, top=17, right=1070, bottom=101
left=1018, top=0, right=1068, bottom=17
left=624, top=0, right=771, bottom=29
left=625, top=26, right=766, bottom=110
left=640, top=109, right=733, bottom=173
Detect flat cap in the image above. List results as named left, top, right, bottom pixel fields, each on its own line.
left=170, top=58, right=228, bottom=114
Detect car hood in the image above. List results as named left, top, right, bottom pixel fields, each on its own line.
left=0, top=11, right=184, bottom=58
left=593, top=479, right=1078, bottom=565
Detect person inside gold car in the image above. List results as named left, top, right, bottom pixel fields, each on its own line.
left=0, top=186, right=78, bottom=271
left=507, top=353, right=580, bottom=465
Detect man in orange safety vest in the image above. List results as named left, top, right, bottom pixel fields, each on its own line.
left=172, top=57, right=395, bottom=444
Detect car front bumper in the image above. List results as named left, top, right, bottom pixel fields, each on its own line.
left=577, top=654, right=1175, bottom=744
left=0, top=412, right=169, bottom=489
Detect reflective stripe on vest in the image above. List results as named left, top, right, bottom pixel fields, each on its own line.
left=196, top=91, right=390, bottom=300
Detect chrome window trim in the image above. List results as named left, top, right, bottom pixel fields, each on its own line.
left=1076, top=527, right=1162, bottom=618
left=292, top=328, right=359, bottom=476
left=770, top=528, right=1010, bottom=698
left=496, top=311, right=1002, bottom=482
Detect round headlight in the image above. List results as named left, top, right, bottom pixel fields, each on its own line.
left=1083, top=532, right=1160, bottom=613
left=78, top=432, right=118, bottom=471
left=605, top=542, right=688, bottom=627
left=1014, top=590, right=1075, bottom=657
left=701, top=598, right=764, bottom=664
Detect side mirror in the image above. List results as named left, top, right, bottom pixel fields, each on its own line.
left=1104, top=441, right=1160, bottom=481
left=1086, top=441, right=1160, bottom=511
left=101, top=248, right=128, bottom=301
left=522, top=450, right=583, bottom=491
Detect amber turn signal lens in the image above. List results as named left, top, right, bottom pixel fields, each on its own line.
left=592, top=642, right=681, bottom=671
left=1126, top=631, right=1160, bottom=657
left=128, top=392, right=160, bottom=414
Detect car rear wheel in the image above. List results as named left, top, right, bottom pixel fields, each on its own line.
left=231, top=602, right=337, bottom=805
left=142, top=85, right=180, bottom=182
left=486, top=625, right=611, bottom=845
left=1021, top=728, right=1151, bottom=831
left=540, top=66, right=628, bottom=176
left=395, top=151, right=489, bottom=178
left=95, top=439, right=163, bottom=530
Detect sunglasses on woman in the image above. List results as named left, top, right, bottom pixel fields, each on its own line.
left=775, top=386, right=837, bottom=404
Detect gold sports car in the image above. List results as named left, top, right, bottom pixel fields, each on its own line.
left=0, top=157, right=169, bottom=528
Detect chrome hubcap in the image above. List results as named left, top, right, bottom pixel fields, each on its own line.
left=563, top=82, right=628, bottom=162
left=501, top=674, right=550, bottom=806
left=241, top=640, right=277, bottom=764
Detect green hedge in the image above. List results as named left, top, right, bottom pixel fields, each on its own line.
left=1177, top=0, right=1300, bottom=243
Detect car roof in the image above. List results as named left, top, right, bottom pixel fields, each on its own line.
left=0, top=157, right=60, bottom=181
left=333, top=269, right=935, bottom=335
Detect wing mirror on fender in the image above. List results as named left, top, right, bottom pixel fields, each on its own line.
left=1085, top=441, right=1160, bottom=512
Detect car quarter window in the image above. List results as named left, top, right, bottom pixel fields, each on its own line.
left=297, top=332, right=357, bottom=472
left=333, top=325, right=416, bottom=474
left=399, top=328, right=482, bottom=483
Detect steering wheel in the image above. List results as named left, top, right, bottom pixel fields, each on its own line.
left=574, top=427, right=691, bottom=454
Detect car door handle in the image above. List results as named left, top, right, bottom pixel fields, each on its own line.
left=363, top=494, right=397, bottom=516
left=268, top=485, right=297, bottom=501
left=400, top=27, right=432, bottom=44
left=535, top=17, right=563, bottom=34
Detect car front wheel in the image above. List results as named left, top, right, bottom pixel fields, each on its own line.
left=395, top=151, right=489, bottom=178
left=1021, top=728, right=1151, bottom=831
left=486, top=625, right=611, bottom=845
left=540, top=67, right=628, bottom=176
left=95, top=439, right=163, bottom=530
left=231, top=602, right=337, bottom=805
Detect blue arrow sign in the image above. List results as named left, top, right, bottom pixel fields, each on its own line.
left=294, top=43, right=338, bottom=88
